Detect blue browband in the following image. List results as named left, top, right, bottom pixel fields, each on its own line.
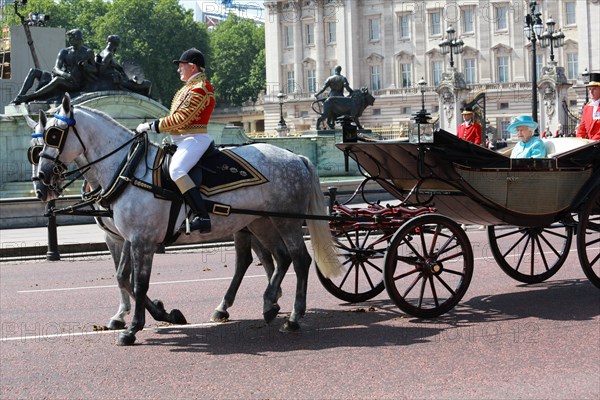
left=54, top=114, right=76, bottom=126
left=31, top=132, right=43, bottom=138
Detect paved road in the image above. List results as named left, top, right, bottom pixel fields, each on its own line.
left=1, top=229, right=598, bottom=399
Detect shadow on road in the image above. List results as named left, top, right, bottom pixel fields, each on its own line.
left=145, top=305, right=441, bottom=354
left=144, top=278, right=598, bottom=352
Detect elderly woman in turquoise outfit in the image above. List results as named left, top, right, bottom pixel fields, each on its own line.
left=509, top=115, right=547, bottom=158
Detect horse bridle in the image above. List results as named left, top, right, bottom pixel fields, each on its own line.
left=29, top=108, right=146, bottom=193
left=28, top=111, right=86, bottom=181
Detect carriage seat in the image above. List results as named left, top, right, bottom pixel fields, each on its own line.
left=543, top=137, right=595, bottom=157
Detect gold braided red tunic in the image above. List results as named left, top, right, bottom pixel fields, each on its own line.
left=158, top=73, right=215, bottom=135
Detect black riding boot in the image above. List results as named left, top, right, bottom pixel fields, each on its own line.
left=181, top=188, right=211, bottom=233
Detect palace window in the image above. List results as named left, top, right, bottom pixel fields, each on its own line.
left=536, top=54, right=543, bottom=79
left=370, top=65, right=381, bottom=91
left=285, top=26, right=293, bottom=48
left=287, top=70, right=295, bottom=93
left=497, top=56, right=509, bottom=82
left=369, top=18, right=380, bottom=41
left=464, top=58, right=476, bottom=84
left=429, top=11, right=441, bottom=36
left=565, top=2, right=576, bottom=25
left=401, top=63, right=412, bottom=88
left=398, top=14, right=410, bottom=39
left=566, top=53, right=578, bottom=80
left=305, top=23, right=314, bottom=45
left=461, top=7, right=475, bottom=34
left=495, top=5, right=508, bottom=31
left=327, top=21, right=336, bottom=43
left=432, top=61, right=443, bottom=86
left=307, top=69, right=317, bottom=93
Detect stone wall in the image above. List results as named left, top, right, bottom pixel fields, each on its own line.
left=1, top=94, right=360, bottom=191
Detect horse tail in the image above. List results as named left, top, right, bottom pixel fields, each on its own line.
left=301, top=156, right=344, bottom=278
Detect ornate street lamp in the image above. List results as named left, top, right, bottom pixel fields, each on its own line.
left=524, top=0, right=544, bottom=123
left=276, top=91, right=287, bottom=130
left=438, top=26, right=464, bottom=69
left=539, top=16, right=565, bottom=64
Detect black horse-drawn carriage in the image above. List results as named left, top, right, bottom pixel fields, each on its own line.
left=317, top=129, right=600, bottom=317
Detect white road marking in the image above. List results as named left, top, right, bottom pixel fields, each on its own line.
left=17, top=274, right=270, bottom=294
left=0, top=322, right=220, bottom=342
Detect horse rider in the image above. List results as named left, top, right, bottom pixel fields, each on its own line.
left=136, top=48, right=215, bottom=233
left=315, top=65, right=353, bottom=98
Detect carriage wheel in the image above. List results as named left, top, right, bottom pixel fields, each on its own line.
left=316, top=226, right=391, bottom=303
left=487, top=223, right=572, bottom=284
left=383, top=214, right=473, bottom=318
left=577, top=188, right=600, bottom=289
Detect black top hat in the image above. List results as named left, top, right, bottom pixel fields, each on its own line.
left=461, top=106, right=474, bottom=115
left=173, top=48, right=205, bottom=69
left=587, top=72, right=600, bottom=87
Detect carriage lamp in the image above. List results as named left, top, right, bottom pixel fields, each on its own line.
left=338, top=115, right=357, bottom=143
left=582, top=68, right=590, bottom=104
left=410, top=78, right=433, bottom=144
left=276, top=91, right=287, bottom=131
left=524, top=0, right=544, bottom=123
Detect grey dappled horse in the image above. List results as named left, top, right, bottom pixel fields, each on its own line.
left=29, top=114, right=282, bottom=328
left=35, top=94, right=343, bottom=345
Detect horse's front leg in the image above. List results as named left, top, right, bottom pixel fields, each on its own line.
left=262, top=242, right=292, bottom=324
left=276, top=226, right=312, bottom=333
left=106, top=234, right=131, bottom=330
left=212, top=230, right=254, bottom=322
left=108, top=237, right=187, bottom=330
left=117, top=240, right=157, bottom=346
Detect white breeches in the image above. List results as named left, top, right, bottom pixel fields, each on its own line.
left=169, top=133, right=213, bottom=181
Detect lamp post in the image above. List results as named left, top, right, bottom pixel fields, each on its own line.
left=438, top=26, right=464, bottom=69
left=524, top=0, right=544, bottom=123
left=418, top=77, right=427, bottom=111
left=410, top=78, right=432, bottom=144
left=276, top=91, right=287, bottom=131
left=539, top=16, right=565, bottom=65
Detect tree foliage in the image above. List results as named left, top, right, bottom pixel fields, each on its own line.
left=92, top=0, right=210, bottom=103
left=5, top=0, right=265, bottom=106
left=209, top=14, right=266, bottom=106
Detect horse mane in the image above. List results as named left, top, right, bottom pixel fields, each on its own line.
left=78, top=105, right=134, bottom=136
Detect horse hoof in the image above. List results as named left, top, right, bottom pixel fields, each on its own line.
left=117, top=331, right=136, bottom=346
left=210, top=310, right=229, bottom=323
left=263, top=305, right=280, bottom=324
left=170, top=309, right=187, bottom=325
left=153, top=299, right=165, bottom=311
left=279, top=320, right=301, bottom=333
left=107, top=319, right=126, bottom=330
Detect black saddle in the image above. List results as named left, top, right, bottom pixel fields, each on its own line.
left=152, top=141, right=269, bottom=199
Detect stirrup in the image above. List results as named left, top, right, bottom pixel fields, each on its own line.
left=179, top=216, right=211, bottom=234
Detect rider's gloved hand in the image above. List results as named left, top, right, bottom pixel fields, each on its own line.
left=136, top=120, right=159, bottom=133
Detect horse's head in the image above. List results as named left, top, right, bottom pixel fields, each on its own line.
left=37, top=94, right=86, bottom=198
left=26, top=110, right=61, bottom=201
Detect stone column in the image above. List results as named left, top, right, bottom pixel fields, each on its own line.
left=538, top=64, right=572, bottom=136
left=314, top=1, right=325, bottom=89
left=264, top=1, right=281, bottom=97
left=435, top=69, right=469, bottom=135
left=293, top=2, right=303, bottom=94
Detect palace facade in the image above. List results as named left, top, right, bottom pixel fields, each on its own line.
left=224, top=0, right=597, bottom=138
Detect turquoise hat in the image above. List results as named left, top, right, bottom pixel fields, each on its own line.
left=507, top=115, right=538, bottom=134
